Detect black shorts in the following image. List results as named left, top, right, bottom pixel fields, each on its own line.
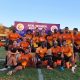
left=64, top=55, right=70, bottom=62
left=57, top=54, right=62, bottom=60
left=45, top=55, right=53, bottom=67
left=74, top=47, right=79, bottom=52
left=36, top=54, right=46, bottom=61
left=73, top=43, right=80, bottom=53
left=52, top=55, right=58, bottom=62
left=47, top=42, right=52, bottom=49
left=45, top=55, right=53, bottom=60
left=31, top=46, right=36, bottom=52
left=11, top=63, right=21, bottom=69
left=9, top=40, right=13, bottom=45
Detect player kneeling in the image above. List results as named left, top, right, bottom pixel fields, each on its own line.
left=36, top=43, right=47, bottom=68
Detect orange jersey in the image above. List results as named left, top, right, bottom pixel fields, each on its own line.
left=25, top=34, right=33, bottom=40
left=32, top=36, right=39, bottom=48
left=32, top=36, right=39, bottom=43
left=39, top=36, right=46, bottom=42
left=61, top=46, right=73, bottom=57
left=25, top=53, right=32, bottom=60
left=8, top=33, right=21, bottom=41
left=62, top=33, right=73, bottom=44
left=36, top=47, right=47, bottom=58
left=51, top=46, right=61, bottom=56
left=20, top=41, right=29, bottom=49
left=18, top=53, right=25, bottom=61
left=41, top=33, right=47, bottom=37
left=47, top=35, right=53, bottom=46
left=18, top=53, right=32, bottom=62
left=53, top=32, right=60, bottom=41
left=58, top=33, right=63, bottom=41
left=47, top=35, right=53, bottom=42
left=18, top=53, right=32, bottom=67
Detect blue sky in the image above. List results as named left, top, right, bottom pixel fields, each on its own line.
left=0, top=0, right=80, bottom=30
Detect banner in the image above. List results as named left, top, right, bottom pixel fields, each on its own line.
left=14, top=21, right=60, bottom=36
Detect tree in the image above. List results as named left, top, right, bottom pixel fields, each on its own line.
left=9, top=25, right=15, bottom=31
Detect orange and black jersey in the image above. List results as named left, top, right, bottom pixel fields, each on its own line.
left=20, top=41, right=29, bottom=49
left=39, top=36, right=46, bottom=42
left=47, top=35, right=53, bottom=42
left=51, top=46, right=62, bottom=56
left=61, top=45, right=73, bottom=57
left=62, top=33, right=73, bottom=44
left=36, top=47, right=47, bottom=58
left=25, top=34, right=33, bottom=40
left=8, top=33, right=21, bottom=41
left=32, top=36, right=39, bottom=43
left=52, top=32, right=60, bottom=41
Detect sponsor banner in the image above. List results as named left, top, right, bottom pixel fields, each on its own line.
left=14, top=21, right=60, bottom=36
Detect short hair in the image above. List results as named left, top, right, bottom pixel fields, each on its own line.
left=73, top=28, right=78, bottom=31
left=26, top=29, right=32, bottom=34
left=65, top=27, right=69, bottom=30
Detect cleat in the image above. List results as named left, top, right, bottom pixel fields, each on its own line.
left=0, top=68, right=7, bottom=71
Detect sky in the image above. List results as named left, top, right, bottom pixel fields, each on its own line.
left=0, top=0, right=80, bottom=30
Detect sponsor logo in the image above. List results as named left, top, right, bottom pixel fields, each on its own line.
left=51, top=25, right=58, bottom=32
left=16, top=23, right=24, bottom=31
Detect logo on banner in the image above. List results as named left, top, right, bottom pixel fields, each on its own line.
left=51, top=25, right=58, bottom=32
left=16, top=23, right=24, bottom=31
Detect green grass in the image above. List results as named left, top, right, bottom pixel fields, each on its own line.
left=0, top=47, right=6, bottom=59
left=0, top=62, right=38, bottom=80
left=0, top=68, right=38, bottom=80
left=42, top=67, right=80, bottom=80
left=0, top=48, right=39, bottom=80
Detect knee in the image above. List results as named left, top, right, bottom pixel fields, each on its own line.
left=16, top=66, right=23, bottom=70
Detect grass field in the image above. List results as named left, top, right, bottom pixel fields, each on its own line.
left=0, top=65, right=38, bottom=80
left=42, top=68, right=80, bottom=80
left=0, top=47, right=6, bottom=59
left=0, top=47, right=80, bottom=80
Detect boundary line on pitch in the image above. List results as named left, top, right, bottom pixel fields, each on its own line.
left=38, top=69, right=44, bottom=80
left=0, top=59, right=5, bottom=61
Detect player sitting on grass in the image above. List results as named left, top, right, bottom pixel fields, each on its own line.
left=0, top=48, right=18, bottom=71
left=7, top=48, right=32, bottom=75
